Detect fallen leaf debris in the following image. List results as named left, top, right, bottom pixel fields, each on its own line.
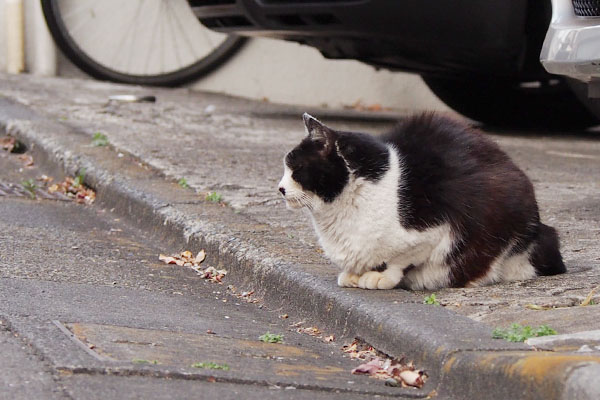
left=343, top=339, right=427, bottom=388
left=291, top=322, right=335, bottom=343
left=18, top=154, right=34, bottom=167
left=227, top=285, right=259, bottom=303
left=158, top=250, right=227, bottom=283
left=0, top=136, right=21, bottom=153
left=48, top=176, right=96, bottom=205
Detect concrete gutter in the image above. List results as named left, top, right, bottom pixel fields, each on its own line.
left=1, top=95, right=598, bottom=400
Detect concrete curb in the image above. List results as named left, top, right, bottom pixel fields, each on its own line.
left=1, top=96, right=598, bottom=399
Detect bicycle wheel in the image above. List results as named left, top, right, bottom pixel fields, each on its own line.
left=41, top=0, right=246, bottom=86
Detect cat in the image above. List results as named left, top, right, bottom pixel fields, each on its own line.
left=278, top=112, right=566, bottom=290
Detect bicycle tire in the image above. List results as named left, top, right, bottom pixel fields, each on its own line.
left=41, top=0, right=246, bottom=87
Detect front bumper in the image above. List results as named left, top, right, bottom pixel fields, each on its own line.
left=189, top=0, right=529, bottom=78
left=541, top=0, right=600, bottom=82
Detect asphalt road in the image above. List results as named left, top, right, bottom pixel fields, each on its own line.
left=0, top=148, right=423, bottom=399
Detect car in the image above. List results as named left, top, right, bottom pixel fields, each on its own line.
left=189, top=0, right=599, bottom=130
left=541, top=0, right=600, bottom=122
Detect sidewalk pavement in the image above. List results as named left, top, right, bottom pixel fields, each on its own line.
left=1, top=73, right=599, bottom=399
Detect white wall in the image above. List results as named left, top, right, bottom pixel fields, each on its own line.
left=0, top=0, right=447, bottom=113
left=192, top=37, right=448, bottom=112
left=1, top=0, right=56, bottom=75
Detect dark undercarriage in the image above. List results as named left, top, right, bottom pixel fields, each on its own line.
left=188, top=0, right=549, bottom=80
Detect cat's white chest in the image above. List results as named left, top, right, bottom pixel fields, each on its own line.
left=311, top=147, right=410, bottom=273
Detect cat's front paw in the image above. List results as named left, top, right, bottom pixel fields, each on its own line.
left=358, top=271, right=397, bottom=290
left=337, top=271, right=360, bottom=288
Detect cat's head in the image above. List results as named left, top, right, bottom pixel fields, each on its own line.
left=278, top=113, right=349, bottom=210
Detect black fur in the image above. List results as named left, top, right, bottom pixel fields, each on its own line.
left=385, top=113, right=565, bottom=284
left=286, top=116, right=389, bottom=202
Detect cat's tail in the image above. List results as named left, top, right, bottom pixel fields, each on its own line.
left=529, top=223, right=566, bottom=276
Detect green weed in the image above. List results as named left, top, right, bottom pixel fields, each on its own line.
left=190, top=361, right=230, bottom=370
left=492, top=323, right=557, bottom=342
left=74, top=168, right=86, bottom=187
left=91, top=132, right=109, bottom=147
left=423, top=293, right=440, bottom=306
left=205, top=191, right=223, bottom=203
left=21, top=179, right=37, bottom=199
left=259, top=332, right=283, bottom=344
left=178, top=178, right=189, bottom=189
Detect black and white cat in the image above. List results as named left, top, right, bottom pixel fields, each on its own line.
left=278, top=113, right=566, bottom=290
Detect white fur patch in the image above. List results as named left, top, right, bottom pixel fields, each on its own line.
left=469, top=243, right=536, bottom=287
left=308, top=146, right=455, bottom=289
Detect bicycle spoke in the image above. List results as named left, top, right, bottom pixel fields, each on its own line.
left=165, top=2, right=183, bottom=72
left=158, top=1, right=165, bottom=75
left=125, top=0, right=145, bottom=74
left=109, top=1, right=143, bottom=73
left=169, top=0, right=204, bottom=61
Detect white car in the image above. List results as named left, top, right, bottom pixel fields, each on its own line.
left=541, top=0, right=600, bottom=118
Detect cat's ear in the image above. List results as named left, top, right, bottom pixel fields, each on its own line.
left=303, top=113, right=336, bottom=150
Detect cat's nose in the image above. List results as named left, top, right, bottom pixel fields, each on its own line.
left=278, top=187, right=286, bottom=196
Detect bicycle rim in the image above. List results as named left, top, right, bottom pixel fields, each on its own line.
left=41, top=0, right=246, bottom=86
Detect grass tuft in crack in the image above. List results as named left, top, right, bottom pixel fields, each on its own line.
left=205, top=191, right=223, bottom=203
left=74, top=168, right=86, bottom=187
left=423, top=293, right=440, bottom=305
left=492, top=323, right=557, bottom=342
left=259, top=332, right=283, bottom=343
left=21, top=179, right=37, bottom=199
left=191, top=362, right=230, bottom=370
left=91, top=132, right=109, bottom=147
left=178, top=178, right=190, bottom=189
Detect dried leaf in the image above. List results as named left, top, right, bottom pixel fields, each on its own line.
left=342, top=339, right=377, bottom=360
left=297, top=326, right=321, bottom=336
left=581, top=285, right=600, bottom=306
left=0, top=136, right=16, bottom=152
left=351, top=358, right=383, bottom=375
left=195, top=250, right=206, bottom=264
left=324, top=335, right=335, bottom=343
left=48, top=176, right=95, bottom=204
left=38, top=175, right=53, bottom=184
left=18, top=154, right=34, bottom=167
left=159, top=254, right=179, bottom=264
left=398, top=370, right=427, bottom=388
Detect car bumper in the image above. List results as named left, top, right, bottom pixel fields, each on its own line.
left=189, top=0, right=529, bottom=77
left=541, top=0, right=600, bottom=82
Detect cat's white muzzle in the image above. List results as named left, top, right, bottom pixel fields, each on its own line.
left=278, top=167, right=307, bottom=209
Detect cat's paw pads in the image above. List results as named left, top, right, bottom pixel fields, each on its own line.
left=358, top=271, right=396, bottom=290
left=337, top=272, right=360, bottom=288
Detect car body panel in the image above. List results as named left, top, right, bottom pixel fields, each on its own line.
left=541, top=0, right=600, bottom=82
